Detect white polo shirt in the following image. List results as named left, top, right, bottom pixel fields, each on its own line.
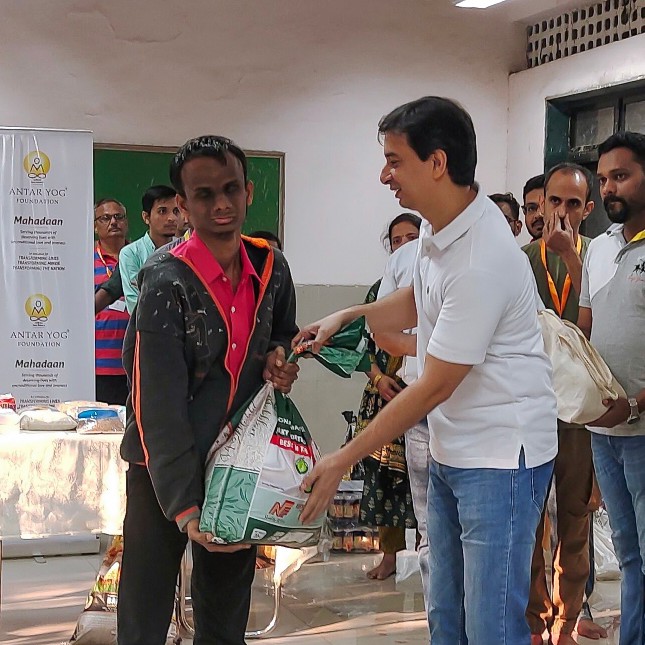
left=377, top=240, right=419, bottom=384
left=414, top=188, right=558, bottom=469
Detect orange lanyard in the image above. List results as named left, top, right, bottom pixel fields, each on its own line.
left=540, top=236, right=582, bottom=317
left=95, top=244, right=113, bottom=278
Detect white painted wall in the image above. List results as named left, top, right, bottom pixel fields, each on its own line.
left=508, top=34, right=645, bottom=245
left=0, top=0, right=523, bottom=286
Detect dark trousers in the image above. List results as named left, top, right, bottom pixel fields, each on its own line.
left=96, top=374, right=129, bottom=405
left=117, top=465, right=257, bottom=645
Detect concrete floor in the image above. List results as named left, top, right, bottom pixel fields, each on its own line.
left=0, top=551, right=622, bottom=644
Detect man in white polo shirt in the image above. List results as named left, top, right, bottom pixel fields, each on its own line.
left=578, top=131, right=645, bottom=645
left=296, top=96, right=558, bottom=645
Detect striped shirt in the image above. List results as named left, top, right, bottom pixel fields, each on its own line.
left=94, top=243, right=129, bottom=375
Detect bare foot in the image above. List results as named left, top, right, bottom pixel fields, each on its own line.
left=551, top=633, right=578, bottom=645
left=575, top=617, right=608, bottom=640
left=366, top=553, right=397, bottom=580
left=531, top=634, right=544, bottom=645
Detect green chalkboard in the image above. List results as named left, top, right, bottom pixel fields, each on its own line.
left=93, top=145, right=283, bottom=242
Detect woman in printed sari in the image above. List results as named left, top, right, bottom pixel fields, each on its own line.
left=357, top=213, right=421, bottom=580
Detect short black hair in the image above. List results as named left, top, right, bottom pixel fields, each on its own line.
left=545, top=162, right=594, bottom=202
left=378, top=96, right=477, bottom=186
left=598, top=131, right=645, bottom=171
left=488, top=193, right=520, bottom=221
left=170, top=135, right=248, bottom=197
left=94, top=197, right=126, bottom=213
left=383, top=212, right=422, bottom=250
left=142, top=185, right=177, bottom=214
left=249, top=230, right=282, bottom=251
left=522, top=174, right=545, bottom=203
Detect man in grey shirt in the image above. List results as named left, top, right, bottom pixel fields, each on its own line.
left=578, top=131, right=645, bottom=645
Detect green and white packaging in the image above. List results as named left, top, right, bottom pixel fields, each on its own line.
left=200, top=320, right=369, bottom=547
left=200, top=383, right=323, bottom=547
left=292, top=317, right=371, bottom=377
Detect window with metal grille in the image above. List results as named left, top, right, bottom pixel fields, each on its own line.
left=527, top=0, right=645, bottom=68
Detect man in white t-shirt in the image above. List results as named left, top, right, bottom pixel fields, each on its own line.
left=374, top=238, right=430, bottom=598
left=578, top=131, right=645, bottom=645
left=295, top=96, right=557, bottom=645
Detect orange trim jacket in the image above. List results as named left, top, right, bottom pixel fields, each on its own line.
left=120, top=237, right=298, bottom=526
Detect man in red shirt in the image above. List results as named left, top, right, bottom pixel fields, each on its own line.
left=118, top=136, right=299, bottom=645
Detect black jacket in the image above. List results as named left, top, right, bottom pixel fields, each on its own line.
left=120, top=236, right=298, bottom=524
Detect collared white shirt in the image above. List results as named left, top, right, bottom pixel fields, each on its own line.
left=581, top=224, right=645, bottom=437
left=413, top=188, right=558, bottom=469
left=378, top=240, right=418, bottom=299
left=377, top=240, right=419, bottom=384
left=579, top=225, right=626, bottom=307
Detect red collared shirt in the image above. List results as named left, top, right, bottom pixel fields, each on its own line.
left=171, top=234, right=258, bottom=381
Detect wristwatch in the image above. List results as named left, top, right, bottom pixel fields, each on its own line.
left=627, top=397, right=641, bottom=425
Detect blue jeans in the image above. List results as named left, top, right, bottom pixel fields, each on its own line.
left=591, top=433, right=645, bottom=645
left=426, top=451, right=553, bottom=645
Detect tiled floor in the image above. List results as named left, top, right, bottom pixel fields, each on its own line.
left=0, top=550, right=621, bottom=644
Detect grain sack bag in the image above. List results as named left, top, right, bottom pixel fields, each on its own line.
left=200, top=382, right=323, bottom=547
left=19, top=406, right=77, bottom=431
left=200, top=319, right=370, bottom=547
left=538, top=309, right=626, bottom=425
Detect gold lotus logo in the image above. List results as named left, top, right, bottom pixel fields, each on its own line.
left=25, top=294, right=53, bottom=326
left=23, top=150, right=51, bottom=182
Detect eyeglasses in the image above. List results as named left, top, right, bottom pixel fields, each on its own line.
left=95, top=213, right=127, bottom=224
left=522, top=204, right=540, bottom=215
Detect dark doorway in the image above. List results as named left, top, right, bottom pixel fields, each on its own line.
left=544, top=84, right=645, bottom=238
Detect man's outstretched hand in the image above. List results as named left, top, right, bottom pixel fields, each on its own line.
left=299, top=453, right=347, bottom=524
left=292, top=311, right=349, bottom=355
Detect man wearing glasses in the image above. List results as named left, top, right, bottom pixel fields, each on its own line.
left=523, top=174, right=546, bottom=242
left=93, top=198, right=130, bottom=405
left=489, top=192, right=522, bottom=237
